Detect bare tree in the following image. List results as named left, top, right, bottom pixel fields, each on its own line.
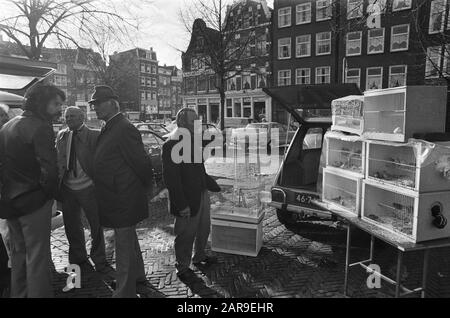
left=179, top=0, right=271, bottom=131
left=0, top=0, right=150, bottom=61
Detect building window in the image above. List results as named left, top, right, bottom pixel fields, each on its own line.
left=390, top=24, right=409, bottom=52
left=316, top=0, right=332, bottom=21
left=296, top=3, right=311, bottom=24
left=315, top=66, right=331, bottom=84
left=198, top=76, right=207, bottom=92
left=152, top=78, right=157, bottom=88
left=347, top=0, right=363, bottom=19
left=226, top=99, right=233, bottom=117
left=392, top=0, right=412, bottom=11
left=141, top=77, right=146, bottom=86
left=296, top=68, right=311, bottom=84
left=141, top=91, right=146, bottom=100
left=426, top=46, right=443, bottom=78
left=53, top=75, right=67, bottom=86
left=242, top=74, right=251, bottom=89
left=296, top=34, right=311, bottom=57
left=389, top=65, right=407, bottom=87
left=278, top=38, right=292, bottom=59
left=191, top=58, right=198, bottom=70
left=152, top=92, right=157, bottom=100
left=429, top=0, right=446, bottom=34
left=345, top=68, right=361, bottom=88
left=367, top=28, right=385, bottom=54
left=140, top=64, right=146, bottom=73
left=228, top=73, right=236, bottom=90
left=367, top=0, right=387, bottom=13
left=186, top=78, right=196, bottom=93
left=257, top=73, right=267, bottom=88
left=316, top=32, right=331, bottom=55
left=278, top=7, right=291, bottom=28
left=57, top=64, right=67, bottom=74
left=366, top=67, right=383, bottom=90
left=278, top=70, right=291, bottom=86
left=346, top=31, right=362, bottom=56
left=236, top=76, right=242, bottom=91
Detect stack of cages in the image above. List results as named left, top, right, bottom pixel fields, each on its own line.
left=211, top=154, right=265, bottom=257
left=331, top=95, right=365, bottom=135
left=363, top=139, right=450, bottom=242
left=363, top=86, right=447, bottom=142
left=323, top=131, right=365, bottom=215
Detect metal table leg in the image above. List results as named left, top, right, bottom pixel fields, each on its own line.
left=421, top=249, right=430, bottom=298
left=395, top=250, right=404, bottom=298
left=369, top=235, right=375, bottom=262
left=344, top=224, right=352, bottom=297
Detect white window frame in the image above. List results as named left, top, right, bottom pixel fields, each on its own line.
left=389, top=65, right=408, bottom=88
left=367, top=28, right=385, bottom=54
left=316, top=0, right=332, bottom=21
left=316, top=32, right=331, bottom=56
left=367, top=0, right=387, bottom=13
left=278, top=37, right=292, bottom=59
left=347, top=0, right=363, bottom=19
left=392, top=0, right=412, bottom=12
left=296, top=68, right=311, bottom=85
left=296, top=3, right=312, bottom=25
left=346, top=31, right=362, bottom=56
left=444, top=45, right=450, bottom=75
left=366, top=67, right=383, bottom=90
left=315, top=66, right=331, bottom=84
left=429, top=0, right=447, bottom=34
left=390, top=24, right=410, bottom=52
left=296, top=34, right=311, bottom=58
left=278, top=7, right=292, bottom=28
left=278, top=70, right=291, bottom=86
left=345, top=68, right=361, bottom=88
left=425, top=46, right=443, bottom=78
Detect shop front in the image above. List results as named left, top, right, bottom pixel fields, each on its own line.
left=183, top=90, right=272, bottom=124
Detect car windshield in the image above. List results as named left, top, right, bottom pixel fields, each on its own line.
left=140, top=131, right=161, bottom=146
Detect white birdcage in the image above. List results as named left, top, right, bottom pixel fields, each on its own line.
left=322, top=167, right=362, bottom=216
left=366, top=139, right=450, bottom=193
left=362, top=180, right=450, bottom=243
left=331, top=95, right=365, bottom=135
left=325, top=131, right=365, bottom=176
left=363, top=86, right=447, bottom=142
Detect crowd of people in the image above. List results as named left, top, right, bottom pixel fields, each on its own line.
left=0, top=84, right=220, bottom=298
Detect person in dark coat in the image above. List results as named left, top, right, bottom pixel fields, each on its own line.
left=162, top=108, right=220, bottom=281
left=0, top=84, right=63, bottom=298
left=89, top=85, right=153, bottom=298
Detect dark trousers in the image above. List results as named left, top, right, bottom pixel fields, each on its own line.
left=7, top=200, right=53, bottom=298
left=61, top=185, right=106, bottom=268
left=113, top=226, right=146, bottom=298
left=174, top=191, right=210, bottom=273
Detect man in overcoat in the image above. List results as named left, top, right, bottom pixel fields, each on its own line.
left=89, top=85, right=153, bottom=298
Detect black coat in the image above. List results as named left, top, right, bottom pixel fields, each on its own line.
left=162, top=137, right=220, bottom=217
left=0, top=111, right=58, bottom=218
left=93, top=114, right=153, bottom=228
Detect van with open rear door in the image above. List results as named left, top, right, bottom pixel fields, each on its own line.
left=263, top=84, right=362, bottom=228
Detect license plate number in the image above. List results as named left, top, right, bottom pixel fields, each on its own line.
left=295, top=194, right=315, bottom=205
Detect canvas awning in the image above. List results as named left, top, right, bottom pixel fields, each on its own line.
left=263, top=84, right=362, bottom=124
left=0, top=91, right=25, bottom=106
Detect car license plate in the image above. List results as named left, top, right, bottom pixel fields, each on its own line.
left=295, top=193, right=316, bottom=205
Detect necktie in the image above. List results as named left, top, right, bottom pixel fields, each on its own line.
left=68, top=130, right=78, bottom=178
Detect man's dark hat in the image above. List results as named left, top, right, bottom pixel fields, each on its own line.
left=88, top=85, right=119, bottom=104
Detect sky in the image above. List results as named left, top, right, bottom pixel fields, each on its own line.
left=119, top=0, right=274, bottom=68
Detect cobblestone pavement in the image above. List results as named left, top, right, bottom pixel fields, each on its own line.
left=49, top=158, right=450, bottom=298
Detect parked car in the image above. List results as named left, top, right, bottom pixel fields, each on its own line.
left=263, top=84, right=362, bottom=228
left=139, top=129, right=165, bottom=197
left=135, top=122, right=170, bottom=135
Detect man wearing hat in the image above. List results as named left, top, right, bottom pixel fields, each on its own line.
left=89, top=86, right=153, bottom=298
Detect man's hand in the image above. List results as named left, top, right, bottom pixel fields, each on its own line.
left=179, top=206, right=191, bottom=218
